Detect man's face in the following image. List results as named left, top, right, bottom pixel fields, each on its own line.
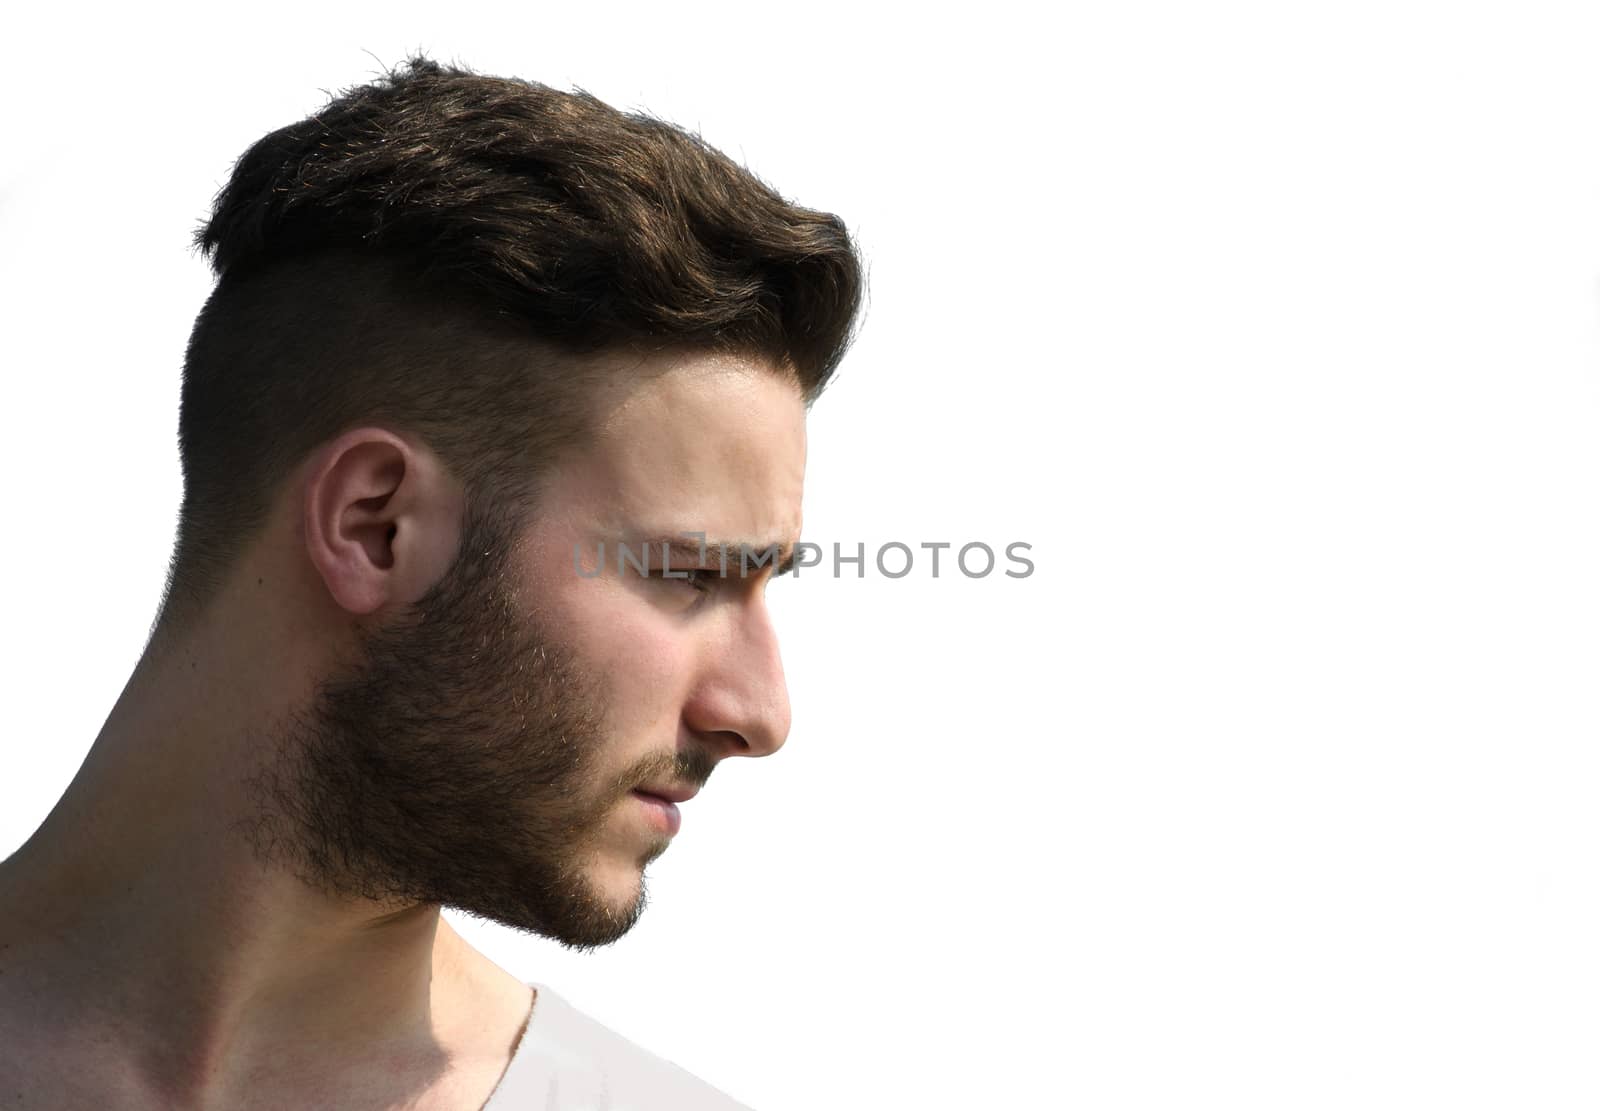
left=242, top=353, right=806, bottom=949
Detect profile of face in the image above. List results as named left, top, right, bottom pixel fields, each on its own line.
left=239, top=354, right=805, bottom=950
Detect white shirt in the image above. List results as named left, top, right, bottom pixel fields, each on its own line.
left=481, top=982, right=755, bottom=1110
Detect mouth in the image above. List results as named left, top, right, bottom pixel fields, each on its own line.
left=631, top=790, right=683, bottom=836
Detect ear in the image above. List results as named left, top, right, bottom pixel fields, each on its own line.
left=301, top=428, right=467, bottom=616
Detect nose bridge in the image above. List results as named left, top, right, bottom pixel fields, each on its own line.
left=691, top=595, right=790, bottom=757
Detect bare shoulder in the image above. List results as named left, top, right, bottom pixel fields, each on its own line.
left=0, top=970, right=525, bottom=1111
left=0, top=998, right=142, bottom=1111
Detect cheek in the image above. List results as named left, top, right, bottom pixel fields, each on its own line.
left=597, top=611, right=682, bottom=690
left=552, top=587, right=694, bottom=727
left=522, top=526, right=694, bottom=725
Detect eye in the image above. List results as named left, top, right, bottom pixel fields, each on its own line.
left=681, top=569, right=719, bottom=594
left=647, top=567, right=719, bottom=594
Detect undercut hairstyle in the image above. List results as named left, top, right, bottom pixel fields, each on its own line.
left=157, top=53, right=863, bottom=637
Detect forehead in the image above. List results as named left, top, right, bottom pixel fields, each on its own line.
left=546, top=350, right=808, bottom=542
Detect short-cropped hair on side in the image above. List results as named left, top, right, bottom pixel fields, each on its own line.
left=160, top=53, right=864, bottom=633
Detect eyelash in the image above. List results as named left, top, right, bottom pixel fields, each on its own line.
left=647, top=568, right=720, bottom=593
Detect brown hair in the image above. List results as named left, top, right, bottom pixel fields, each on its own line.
left=160, top=53, right=863, bottom=631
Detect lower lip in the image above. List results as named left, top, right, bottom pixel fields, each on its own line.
left=632, top=791, right=682, bottom=836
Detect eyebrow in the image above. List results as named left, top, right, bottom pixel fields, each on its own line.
left=626, top=535, right=800, bottom=577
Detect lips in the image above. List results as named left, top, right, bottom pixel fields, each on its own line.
left=634, top=784, right=699, bottom=804
left=632, top=789, right=683, bottom=835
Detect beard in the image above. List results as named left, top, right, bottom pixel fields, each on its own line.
left=235, top=502, right=674, bottom=951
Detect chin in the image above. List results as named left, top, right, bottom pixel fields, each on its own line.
left=589, top=844, right=658, bottom=904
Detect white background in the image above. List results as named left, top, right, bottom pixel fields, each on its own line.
left=4, top=3, right=1600, bottom=1108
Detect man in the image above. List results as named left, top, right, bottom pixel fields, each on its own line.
left=0, top=54, right=862, bottom=1110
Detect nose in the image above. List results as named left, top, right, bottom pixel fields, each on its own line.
left=681, top=595, right=791, bottom=760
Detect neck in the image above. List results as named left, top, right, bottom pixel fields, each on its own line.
left=0, top=604, right=514, bottom=1107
